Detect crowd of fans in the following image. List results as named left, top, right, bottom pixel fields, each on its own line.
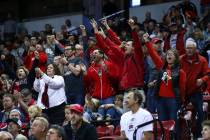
left=0, top=0, right=210, bottom=140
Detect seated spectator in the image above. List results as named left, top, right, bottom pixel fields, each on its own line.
left=0, top=131, right=14, bottom=140
left=29, top=117, right=49, bottom=140
left=83, top=94, right=99, bottom=122
left=97, top=94, right=123, bottom=122
left=202, top=120, right=210, bottom=140
left=46, top=125, right=66, bottom=140
left=64, top=104, right=98, bottom=140
left=6, top=118, right=22, bottom=139
left=0, top=94, right=16, bottom=122
left=117, top=89, right=153, bottom=140
left=18, top=88, right=36, bottom=123
left=204, top=22, right=210, bottom=42
left=28, top=105, right=42, bottom=123
left=9, top=109, right=22, bottom=120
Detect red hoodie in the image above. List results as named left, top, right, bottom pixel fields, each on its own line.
left=84, top=60, right=118, bottom=99
left=95, top=33, right=124, bottom=83
left=119, top=31, right=145, bottom=90
left=107, top=29, right=122, bottom=46
left=24, top=51, right=47, bottom=72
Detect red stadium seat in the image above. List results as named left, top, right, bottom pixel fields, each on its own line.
left=96, top=125, right=115, bottom=138
left=154, top=120, right=175, bottom=140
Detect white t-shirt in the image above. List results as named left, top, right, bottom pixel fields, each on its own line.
left=120, top=108, right=153, bottom=140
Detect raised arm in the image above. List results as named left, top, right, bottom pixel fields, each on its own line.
left=128, top=18, right=144, bottom=64
left=101, top=19, right=121, bottom=45
left=143, top=33, right=164, bottom=70
left=90, top=19, right=110, bottom=54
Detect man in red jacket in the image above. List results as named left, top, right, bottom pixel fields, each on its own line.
left=83, top=46, right=118, bottom=120
left=180, top=38, right=209, bottom=138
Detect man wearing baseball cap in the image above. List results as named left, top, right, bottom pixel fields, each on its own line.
left=64, top=104, right=98, bottom=140
left=145, top=36, right=165, bottom=113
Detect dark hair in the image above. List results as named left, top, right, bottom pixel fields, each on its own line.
left=20, top=88, right=32, bottom=96
left=164, top=48, right=180, bottom=69
left=47, top=64, right=61, bottom=75
left=50, top=125, right=67, bottom=140
left=115, top=94, right=123, bottom=102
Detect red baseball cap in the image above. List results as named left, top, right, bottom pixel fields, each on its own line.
left=69, top=104, right=84, bottom=114
left=151, top=38, right=162, bottom=44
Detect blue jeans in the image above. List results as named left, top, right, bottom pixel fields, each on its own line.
left=157, top=97, right=179, bottom=121
left=188, top=93, right=204, bottom=138
left=67, top=93, right=85, bottom=105
left=157, top=97, right=180, bottom=138
left=147, top=87, right=157, bottom=113
left=98, top=97, right=115, bottom=118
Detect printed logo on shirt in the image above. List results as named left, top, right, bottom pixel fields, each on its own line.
left=128, top=118, right=135, bottom=131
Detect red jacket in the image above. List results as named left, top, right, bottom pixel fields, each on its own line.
left=180, top=53, right=209, bottom=96
left=145, top=42, right=186, bottom=102
left=84, top=60, right=118, bottom=99
left=119, top=31, right=145, bottom=90
left=164, top=30, right=186, bottom=56
left=95, top=33, right=124, bottom=82
left=23, top=51, right=47, bottom=72
left=107, top=29, right=122, bottom=46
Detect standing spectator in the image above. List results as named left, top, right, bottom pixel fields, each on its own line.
left=180, top=38, right=209, bottom=138
left=120, top=19, right=145, bottom=109
left=163, top=22, right=186, bottom=56
left=96, top=18, right=146, bottom=110
left=146, top=37, right=165, bottom=113
left=64, top=104, right=98, bottom=140
left=61, top=45, right=85, bottom=105
left=117, top=90, right=153, bottom=140
left=144, top=34, right=186, bottom=139
left=192, top=27, right=205, bottom=53
left=143, top=11, right=157, bottom=24
left=33, top=64, right=66, bottom=125
left=44, top=35, right=64, bottom=64
left=29, top=117, right=49, bottom=140
left=178, top=0, right=198, bottom=21
left=0, top=47, right=17, bottom=79
left=83, top=48, right=118, bottom=120
left=24, top=44, right=47, bottom=72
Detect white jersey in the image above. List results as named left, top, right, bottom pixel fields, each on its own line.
left=120, top=108, right=153, bottom=140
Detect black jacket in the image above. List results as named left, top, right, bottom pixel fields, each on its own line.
left=64, top=121, right=98, bottom=140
